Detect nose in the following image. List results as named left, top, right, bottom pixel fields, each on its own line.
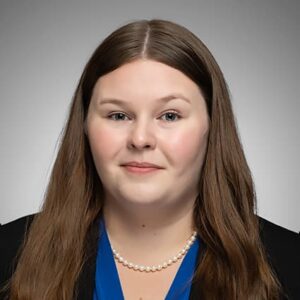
left=127, top=118, right=156, bottom=150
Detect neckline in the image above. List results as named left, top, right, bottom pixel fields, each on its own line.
left=95, top=217, right=200, bottom=300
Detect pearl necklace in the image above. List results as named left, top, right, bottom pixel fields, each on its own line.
left=110, top=231, right=198, bottom=272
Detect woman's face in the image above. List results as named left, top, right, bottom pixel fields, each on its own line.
left=86, top=59, right=210, bottom=211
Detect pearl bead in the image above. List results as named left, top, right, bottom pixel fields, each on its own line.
left=139, top=266, right=145, bottom=271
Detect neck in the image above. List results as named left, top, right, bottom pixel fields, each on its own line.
left=102, top=196, right=197, bottom=266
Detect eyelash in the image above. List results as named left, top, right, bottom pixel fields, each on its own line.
left=107, top=111, right=182, bottom=122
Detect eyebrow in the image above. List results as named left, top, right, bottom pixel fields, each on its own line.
left=98, top=93, right=191, bottom=106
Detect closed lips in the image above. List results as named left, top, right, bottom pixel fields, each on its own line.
left=121, top=162, right=163, bottom=168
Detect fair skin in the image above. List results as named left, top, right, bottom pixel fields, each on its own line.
left=86, top=59, right=210, bottom=299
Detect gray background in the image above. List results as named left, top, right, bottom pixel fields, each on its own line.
left=0, top=0, right=299, bottom=233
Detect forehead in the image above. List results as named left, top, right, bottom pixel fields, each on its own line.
left=91, top=59, right=204, bottom=105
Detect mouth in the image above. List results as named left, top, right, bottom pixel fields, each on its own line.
left=121, top=165, right=162, bottom=174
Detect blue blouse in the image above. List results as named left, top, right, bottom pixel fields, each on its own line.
left=93, top=218, right=200, bottom=300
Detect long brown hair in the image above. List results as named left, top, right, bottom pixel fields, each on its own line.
left=5, top=19, right=282, bottom=299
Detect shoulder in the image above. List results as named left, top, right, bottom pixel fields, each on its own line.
left=0, top=214, right=36, bottom=287
left=258, top=216, right=300, bottom=299
left=258, top=216, right=299, bottom=265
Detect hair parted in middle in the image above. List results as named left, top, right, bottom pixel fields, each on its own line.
left=6, top=19, right=282, bottom=300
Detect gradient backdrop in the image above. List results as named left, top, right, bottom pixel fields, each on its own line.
left=0, top=0, right=299, bottom=233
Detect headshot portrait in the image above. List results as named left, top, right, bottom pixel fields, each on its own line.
left=0, top=1, right=299, bottom=300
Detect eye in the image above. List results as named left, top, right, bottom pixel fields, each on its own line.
left=160, top=111, right=182, bottom=122
left=107, top=112, right=130, bottom=121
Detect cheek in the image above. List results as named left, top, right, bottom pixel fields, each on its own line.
left=88, top=125, right=123, bottom=165
left=166, top=126, right=208, bottom=166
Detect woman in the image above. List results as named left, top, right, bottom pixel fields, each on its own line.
left=0, top=19, right=299, bottom=300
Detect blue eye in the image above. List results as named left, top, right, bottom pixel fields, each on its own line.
left=107, top=112, right=129, bottom=121
left=160, top=111, right=181, bottom=122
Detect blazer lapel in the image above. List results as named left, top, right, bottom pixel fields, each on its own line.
left=75, top=219, right=100, bottom=300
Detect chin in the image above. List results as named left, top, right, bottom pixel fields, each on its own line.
left=119, top=192, right=166, bottom=206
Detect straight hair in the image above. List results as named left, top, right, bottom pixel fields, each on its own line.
left=4, top=19, right=282, bottom=299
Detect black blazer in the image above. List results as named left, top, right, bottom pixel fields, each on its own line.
left=0, top=214, right=299, bottom=299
